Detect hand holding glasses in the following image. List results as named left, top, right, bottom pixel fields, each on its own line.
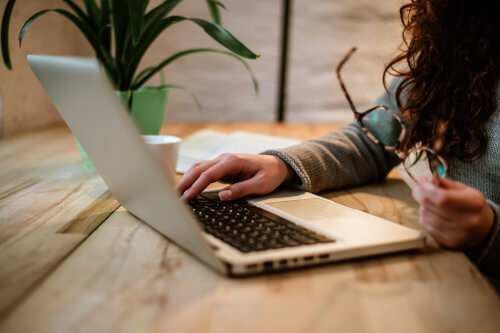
left=336, top=47, right=448, bottom=184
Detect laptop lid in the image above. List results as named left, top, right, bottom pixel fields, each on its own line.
left=28, top=55, right=226, bottom=273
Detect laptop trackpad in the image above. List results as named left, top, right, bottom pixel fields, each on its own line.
left=265, top=198, right=351, bottom=221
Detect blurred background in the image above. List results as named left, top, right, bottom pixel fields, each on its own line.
left=0, top=0, right=403, bottom=137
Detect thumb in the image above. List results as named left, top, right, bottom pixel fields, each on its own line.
left=218, top=176, right=266, bottom=201
left=437, top=177, right=465, bottom=190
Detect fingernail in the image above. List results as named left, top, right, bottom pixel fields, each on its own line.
left=219, top=190, right=232, bottom=201
left=181, top=192, right=189, bottom=201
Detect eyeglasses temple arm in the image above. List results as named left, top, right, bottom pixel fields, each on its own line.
left=336, top=47, right=359, bottom=117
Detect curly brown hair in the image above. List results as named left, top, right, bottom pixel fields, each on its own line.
left=384, top=0, right=500, bottom=161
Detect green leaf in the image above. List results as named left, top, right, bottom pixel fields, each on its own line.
left=122, top=15, right=185, bottom=89
left=18, top=8, right=115, bottom=84
left=111, top=0, right=129, bottom=87
left=82, top=0, right=100, bottom=23
left=123, top=15, right=259, bottom=89
left=126, top=0, right=145, bottom=46
left=132, top=66, right=157, bottom=86
left=205, top=0, right=222, bottom=25
left=18, top=10, right=54, bottom=45
left=144, top=0, right=182, bottom=31
left=187, top=18, right=258, bottom=59
left=161, top=84, right=202, bottom=111
left=100, top=0, right=110, bottom=24
left=111, top=0, right=128, bottom=56
left=63, top=0, right=94, bottom=29
left=99, top=0, right=111, bottom=53
left=212, top=1, right=227, bottom=10
left=159, top=70, right=165, bottom=86
left=1, top=0, right=16, bottom=69
left=131, top=48, right=259, bottom=95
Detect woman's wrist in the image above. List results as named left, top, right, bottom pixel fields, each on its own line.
left=272, top=155, right=297, bottom=183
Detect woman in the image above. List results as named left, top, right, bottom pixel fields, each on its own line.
left=177, top=0, right=500, bottom=281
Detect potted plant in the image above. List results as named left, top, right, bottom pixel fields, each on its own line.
left=1, top=0, right=259, bottom=166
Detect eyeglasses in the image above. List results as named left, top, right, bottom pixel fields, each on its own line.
left=335, top=47, right=448, bottom=182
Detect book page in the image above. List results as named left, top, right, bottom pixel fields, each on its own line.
left=229, top=131, right=300, bottom=153
left=176, top=130, right=230, bottom=172
left=177, top=130, right=301, bottom=173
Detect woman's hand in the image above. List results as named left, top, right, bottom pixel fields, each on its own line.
left=412, top=176, right=494, bottom=249
left=176, top=153, right=296, bottom=201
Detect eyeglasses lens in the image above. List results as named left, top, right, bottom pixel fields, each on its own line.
left=360, top=108, right=403, bottom=148
left=403, top=148, right=447, bottom=181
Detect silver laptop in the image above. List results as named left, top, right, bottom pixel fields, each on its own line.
left=28, top=55, right=425, bottom=276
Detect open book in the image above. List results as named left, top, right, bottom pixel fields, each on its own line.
left=176, top=130, right=301, bottom=173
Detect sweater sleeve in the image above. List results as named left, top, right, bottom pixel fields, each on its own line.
left=262, top=123, right=401, bottom=193
left=466, top=200, right=500, bottom=277
left=262, top=80, right=402, bottom=193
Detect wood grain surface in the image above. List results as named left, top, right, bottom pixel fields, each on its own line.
left=0, top=123, right=499, bottom=333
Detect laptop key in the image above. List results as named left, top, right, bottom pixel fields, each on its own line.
left=267, top=239, right=286, bottom=249
left=281, top=235, right=300, bottom=246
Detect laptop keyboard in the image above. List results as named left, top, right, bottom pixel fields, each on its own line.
left=188, top=194, right=335, bottom=253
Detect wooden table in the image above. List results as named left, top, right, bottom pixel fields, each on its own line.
left=1, top=123, right=499, bottom=333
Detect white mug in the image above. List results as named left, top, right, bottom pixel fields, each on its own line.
left=142, top=135, right=181, bottom=183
